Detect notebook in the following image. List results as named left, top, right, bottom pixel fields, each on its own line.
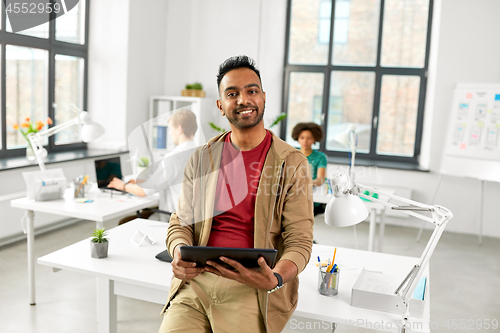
left=94, top=157, right=127, bottom=193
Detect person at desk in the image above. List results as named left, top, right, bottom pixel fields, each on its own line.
left=291, top=122, right=327, bottom=216
left=107, top=109, right=198, bottom=222
left=158, top=56, right=314, bottom=333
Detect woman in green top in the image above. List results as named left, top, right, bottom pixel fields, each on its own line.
left=292, top=122, right=327, bottom=215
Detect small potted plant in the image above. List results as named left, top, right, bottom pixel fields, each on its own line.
left=182, top=82, right=205, bottom=97
left=90, top=229, right=109, bottom=259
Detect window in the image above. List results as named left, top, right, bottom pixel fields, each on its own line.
left=283, top=0, right=433, bottom=164
left=1, top=0, right=89, bottom=158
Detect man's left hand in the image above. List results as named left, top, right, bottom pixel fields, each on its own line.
left=205, top=256, right=277, bottom=291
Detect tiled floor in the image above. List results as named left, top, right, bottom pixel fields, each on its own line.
left=1, top=215, right=499, bottom=332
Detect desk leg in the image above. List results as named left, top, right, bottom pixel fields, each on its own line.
left=22, top=210, right=36, bottom=305
left=368, top=208, right=376, bottom=252
left=97, top=277, right=117, bottom=333
left=96, top=221, right=104, bottom=230
left=378, top=208, right=386, bottom=253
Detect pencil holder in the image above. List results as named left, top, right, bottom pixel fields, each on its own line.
left=317, top=266, right=340, bottom=296
left=73, top=180, right=85, bottom=198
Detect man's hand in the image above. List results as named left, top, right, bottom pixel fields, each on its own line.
left=108, top=177, right=125, bottom=191
left=171, top=245, right=204, bottom=281
left=205, top=256, right=277, bottom=291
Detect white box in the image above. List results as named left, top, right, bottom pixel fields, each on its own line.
left=350, top=269, right=426, bottom=318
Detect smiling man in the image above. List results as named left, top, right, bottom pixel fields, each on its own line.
left=158, top=56, right=314, bottom=333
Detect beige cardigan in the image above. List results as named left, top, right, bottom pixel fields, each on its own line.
left=163, top=131, right=314, bottom=333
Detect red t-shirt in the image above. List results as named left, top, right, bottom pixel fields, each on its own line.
left=207, top=130, right=272, bottom=248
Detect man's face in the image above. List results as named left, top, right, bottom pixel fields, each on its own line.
left=217, top=67, right=266, bottom=130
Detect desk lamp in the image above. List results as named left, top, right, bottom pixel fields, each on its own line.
left=325, top=168, right=453, bottom=332
left=333, top=124, right=357, bottom=181
left=27, top=104, right=105, bottom=171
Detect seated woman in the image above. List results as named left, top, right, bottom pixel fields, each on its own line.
left=291, top=122, right=327, bottom=216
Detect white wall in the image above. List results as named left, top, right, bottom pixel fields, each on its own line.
left=125, top=0, right=168, bottom=136
left=88, top=0, right=168, bottom=150
left=87, top=0, right=130, bottom=150
left=163, top=0, right=288, bottom=136
left=416, top=0, right=500, bottom=238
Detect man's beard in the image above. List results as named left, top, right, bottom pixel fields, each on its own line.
left=226, top=105, right=265, bottom=129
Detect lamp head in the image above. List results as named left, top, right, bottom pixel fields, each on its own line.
left=79, top=111, right=105, bottom=142
left=324, top=168, right=368, bottom=227
left=333, top=124, right=356, bottom=149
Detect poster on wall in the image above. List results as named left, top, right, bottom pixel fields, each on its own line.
left=444, top=84, right=500, bottom=161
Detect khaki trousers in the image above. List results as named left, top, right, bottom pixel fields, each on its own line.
left=158, top=272, right=266, bottom=333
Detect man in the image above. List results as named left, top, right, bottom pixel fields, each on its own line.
left=108, top=109, right=198, bottom=221
left=159, top=56, right=314, bottom=333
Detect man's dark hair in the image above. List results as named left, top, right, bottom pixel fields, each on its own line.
left=217, top=55, right=262, bottom=91
left=291, top=122, right=324, bottom=142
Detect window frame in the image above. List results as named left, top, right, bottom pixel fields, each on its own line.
left=0, top=0, right=90, bottom=159
left=281, top=0, right=434, bottom=165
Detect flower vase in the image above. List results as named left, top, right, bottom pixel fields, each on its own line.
left=26, top=145, right=36, bottom=161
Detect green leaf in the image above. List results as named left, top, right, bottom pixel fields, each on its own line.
left=91, top=229, right=108, bottom=243
left=209, top=122, right=226, bottom=133
left=191, top=82, right=203, bottom=90
left=270, top=113, right=287, bottom=128
left=138, top=157, right=150, bottom=167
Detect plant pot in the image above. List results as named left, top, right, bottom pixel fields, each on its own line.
left=90, top=241, right=108, bottom=259
left=181, top=89, right=205, bottom=98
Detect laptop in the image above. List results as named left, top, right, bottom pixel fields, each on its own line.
left=94, top=157, right=127, bottom=193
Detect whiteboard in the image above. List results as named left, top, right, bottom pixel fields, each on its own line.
left=440, top=83, right=500, bottom=183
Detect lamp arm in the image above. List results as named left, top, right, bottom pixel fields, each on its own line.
left=37, top=117, right=80, bottom=138
left=354, top=185, right=436, bottom=224
left=26, top=117, right=80, bottom=171
left=353, top=182, right=453, bottom=325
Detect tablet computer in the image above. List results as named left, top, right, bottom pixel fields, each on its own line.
left=155, top=249, right=173, bottom=263
left=180, top=246, right=277, bottom=270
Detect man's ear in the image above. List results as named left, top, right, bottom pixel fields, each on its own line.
left=216, top=100, right=225, bottom=116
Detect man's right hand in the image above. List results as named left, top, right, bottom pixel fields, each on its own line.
left=171, top=245, right=204, bottom=280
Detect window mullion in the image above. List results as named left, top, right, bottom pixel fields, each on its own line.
left=369, top=0, right=386, bottom=158
left=48, top=49, right=55, bottom=152
left=369, top=68, right=382, bottom=159
left=320, top=0, right=337, bottom=152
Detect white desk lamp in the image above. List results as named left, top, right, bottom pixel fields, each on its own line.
left=334, top=124, right=357, bottom=181
left=27, top=104, right=105, bottom=171
left=325, top=168, right=453, bottom=332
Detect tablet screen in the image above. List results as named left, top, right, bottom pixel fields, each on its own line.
left=180, top=246, right=277, bottom=270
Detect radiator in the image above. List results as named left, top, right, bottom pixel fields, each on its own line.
left=0, top=191, right=27, bottom=241
left=0, top=191, right=68, bottom=245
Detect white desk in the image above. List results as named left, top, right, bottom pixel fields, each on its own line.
left=313, top=185, right=391, bottom=252
left=11, top=187, right=159, bottom=305
left=38, top=219, right=170, bottom=333
left=38, top=220, right=430, bottom=333
left=293, top=244, right=430, bottom=333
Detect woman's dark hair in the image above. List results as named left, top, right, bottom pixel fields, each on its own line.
left=291, top=122, right=323, bottom=142
left=217, top=55, right=261, bottom=91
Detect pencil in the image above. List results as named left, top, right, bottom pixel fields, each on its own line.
left=331, top=248, right=337, bottom=269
